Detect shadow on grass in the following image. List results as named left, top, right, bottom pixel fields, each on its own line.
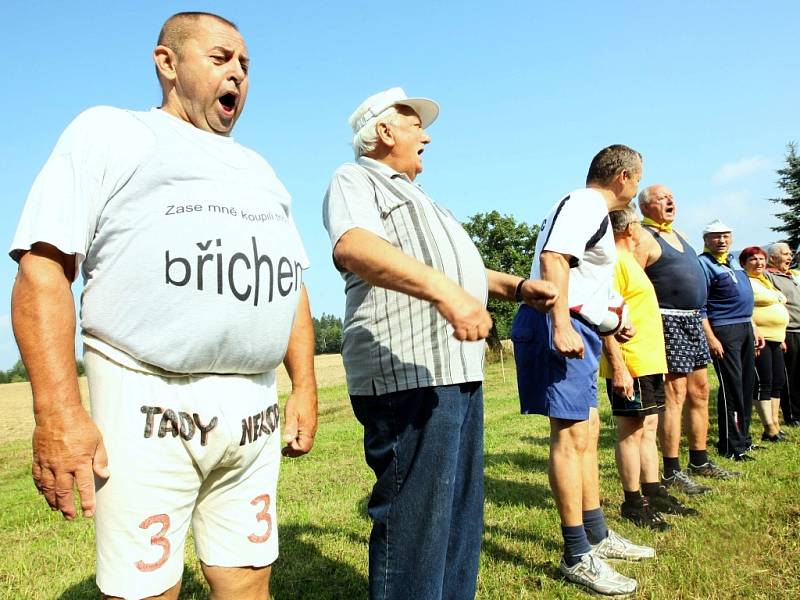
left=356, top=493, right=371, bottom=521
left=58, top=564, right=209, bottom=599
left=485, top=476, right=552, bottom=510
left=482, top=535, right=560, bottom=576
left=272, top=523, right=367, bottom=599
left=485, top=450, right=549, bottom=472
left=58, top=577, right=99, bottom=600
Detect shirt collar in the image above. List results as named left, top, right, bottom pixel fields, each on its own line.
left=357, top=156, right=413, bottom=182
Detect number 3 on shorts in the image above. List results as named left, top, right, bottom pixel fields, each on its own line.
left=248, top=494, right=272, bottom=543
left=135, top=514, right=171, bottom=572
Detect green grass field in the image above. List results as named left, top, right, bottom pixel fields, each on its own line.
left=1, top=363, right=799, bottom=599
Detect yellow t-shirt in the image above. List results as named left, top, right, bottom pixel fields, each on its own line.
left=750, top=276, right=789, bottom=342
left=599, top=250, right=668, bottom=378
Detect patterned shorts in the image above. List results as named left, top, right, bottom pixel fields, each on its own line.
left=661, top=309, right=711, bottom=374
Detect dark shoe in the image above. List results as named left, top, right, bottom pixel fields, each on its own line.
left=645, top=486, right=699, bottom=517
left=761, top=432, right=785, bottom=443
left=747, top=443, right=763, bottom=451
left=688, top=460, right=741, bottom=479
left=785, top=420, right=800, bottom=428
left=662, top=470, right=712, bottom=495
left=620, top=499, right=671, bottom=531
left=724, top=452, right=755, bottom=462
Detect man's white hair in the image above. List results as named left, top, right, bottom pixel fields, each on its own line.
left=767, top=242, right=791, bottom=258
left=609, top=203, right=639, bottom=234
left=637, top=187, right=653, bottom=212
left=351, top=107, right=402, bottom=159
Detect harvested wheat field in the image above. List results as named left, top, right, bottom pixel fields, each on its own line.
left=0, top=354, right=345, bottom=444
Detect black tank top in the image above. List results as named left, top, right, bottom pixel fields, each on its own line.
left=644, top=228, right=708, bottom=310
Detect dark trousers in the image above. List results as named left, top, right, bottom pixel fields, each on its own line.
left=780, top=331, right=800, bottom=423
left=754, top=341, right=786, bottom=399
left=711, top=322, right=755, bottom=456
left=351, top=382, right=484, bottom=600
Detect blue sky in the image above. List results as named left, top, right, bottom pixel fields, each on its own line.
left=1, top=1, right=798, bottom=369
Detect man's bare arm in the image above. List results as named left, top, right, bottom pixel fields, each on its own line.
left=281, top=286, right=318, bottom=457
left=11, top=243, right=108, bottom=520
left=634, top=227, right=661, bottom=268
left=334, top=227, right=492, bottom=341
left=601, top=335, right=633, bottom=398
left=539, top=251, right=583, bottom=358
left=485, top=269, right=558, bottom=312
left=701, top=318, right=724, bottom=359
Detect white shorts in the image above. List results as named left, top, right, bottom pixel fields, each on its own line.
left=85, top=348, right=281, bottom=599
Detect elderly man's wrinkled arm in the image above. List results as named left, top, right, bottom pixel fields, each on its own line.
left=11, top=243, right=109, bottom=520
left=334, top=227, right=492, bottom=341
left=486, top=270, right=558, bottom=312
left=281, top=285, right=318, bottom=457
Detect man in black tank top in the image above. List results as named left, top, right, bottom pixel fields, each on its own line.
left=636, top=185, right=740, bottom=492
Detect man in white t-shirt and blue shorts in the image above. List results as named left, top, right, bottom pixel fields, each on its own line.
left=10, top=12, right=317, bottom=600
left=512, top=145, right=654, bottom=597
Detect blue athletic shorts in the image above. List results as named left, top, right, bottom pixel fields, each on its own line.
left=511, top=304, right=601, bottom=421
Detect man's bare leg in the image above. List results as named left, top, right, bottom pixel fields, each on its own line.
left=615, top=415, right=644, bottom=493
left=581, top=409, right=602, bottom=512
left=683, top=365, right=740, bottom=479
left=684, top=367, right=710, bottom=452
left=639, top=414, right=660, bottom=485
left=660, top=374, right=687, bottom=465
left=549, top=417, right=589, bottom=526
left=201, top=564, right=271, bottom=600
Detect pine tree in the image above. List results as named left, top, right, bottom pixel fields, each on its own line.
left=770, top=142, right=800, bottom=249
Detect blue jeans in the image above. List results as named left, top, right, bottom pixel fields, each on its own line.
left=351, top=382, right=484, bottom=600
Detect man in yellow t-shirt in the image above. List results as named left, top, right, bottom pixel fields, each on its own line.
left=601, top=205, right=698, bottom=529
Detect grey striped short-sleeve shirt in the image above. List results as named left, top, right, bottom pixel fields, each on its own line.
left=323, top=157, right=488, bottom=396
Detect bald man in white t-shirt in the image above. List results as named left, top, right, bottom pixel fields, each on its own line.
left=10, top=12, right=316, bottom=600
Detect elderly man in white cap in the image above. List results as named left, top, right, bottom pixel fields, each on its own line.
left=322, top=87, right=557, bottom=600
left=698, top=220, right=760, bottom=461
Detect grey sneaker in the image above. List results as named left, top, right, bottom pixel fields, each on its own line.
left=591, top=529, right=655, bottom=561
left=688, top=460, right=741, bottom=479
left=560, top=553, right=637, bottom=596
left=662, top=469, right=712, bottom=495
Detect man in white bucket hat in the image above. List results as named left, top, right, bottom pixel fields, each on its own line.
left=698, top=219, right=760, bottom=461
left=323, top=87, right=557, bottom=600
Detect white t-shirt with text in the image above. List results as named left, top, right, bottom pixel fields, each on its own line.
left=11, top=107, right=308, bottom=374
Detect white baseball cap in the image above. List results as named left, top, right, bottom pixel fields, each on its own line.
left=702, top=219, right=733, bottom=235
left=348, top=87, right=439, bottom=134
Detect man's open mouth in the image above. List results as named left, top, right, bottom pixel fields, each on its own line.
left=219, top=93, right=237, bottom=112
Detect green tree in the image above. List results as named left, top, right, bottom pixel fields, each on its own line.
left=7, top=359, right=28, bottom=383
left=0, top=358, right=86, bottom=384
left=462, top=211, right=539, bottom=346
left=313, top=313, right=343, bottom=354
left=770, top=142, right=800, bottom=249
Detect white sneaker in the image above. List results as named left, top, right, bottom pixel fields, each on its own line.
left=559, top=553, right=637, bottom=596
left=592, top=529, right=656, bottom=561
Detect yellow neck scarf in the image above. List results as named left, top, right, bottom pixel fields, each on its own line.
left=704, top=247, right=730, bottom=265
left=747, top=271, right=774, bottom=290
left=642, top=217, right=673, bottom=233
